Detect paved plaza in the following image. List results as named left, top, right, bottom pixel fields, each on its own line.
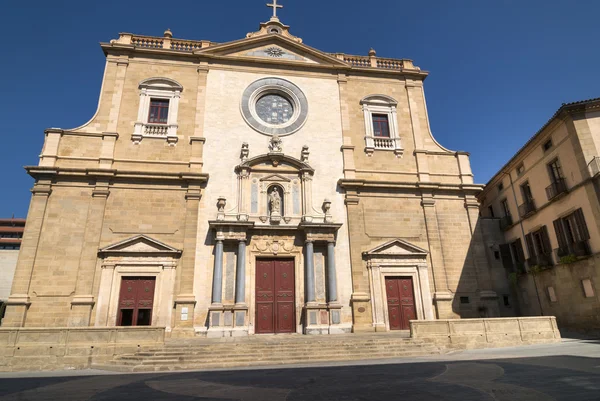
left=1, top=338, right=599, bottom=400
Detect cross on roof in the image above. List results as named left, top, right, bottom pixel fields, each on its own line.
left=266, top=0, right=283, bottom=18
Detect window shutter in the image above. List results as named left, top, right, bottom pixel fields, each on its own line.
left=525, top=233, right=535, bottom=258
left=541, top=226, right=552, bottom=255
left=574, top=208, right=591, bottom=240
left=515, top=239, right=526, bottom=263
left=499, top=244, right=513, bottom=270
left=553, top=219, right=568, bottom=250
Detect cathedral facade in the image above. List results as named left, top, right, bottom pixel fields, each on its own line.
left=2, top=12, right=513, bottom=336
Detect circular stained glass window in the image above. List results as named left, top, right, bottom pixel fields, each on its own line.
left=255, top=94, right=294, bottom=125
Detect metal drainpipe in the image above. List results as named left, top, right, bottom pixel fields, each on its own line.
left=506, top=170, right=544, bottom=316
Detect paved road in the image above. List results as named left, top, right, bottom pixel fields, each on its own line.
left=1, top=339, right=600, bottom=400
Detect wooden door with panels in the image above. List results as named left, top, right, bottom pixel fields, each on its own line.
left=385, top=277, right=417, bottom=330
left=117, top=277, right=156, bottom=326
left=255, top=259, right=295, bottom=334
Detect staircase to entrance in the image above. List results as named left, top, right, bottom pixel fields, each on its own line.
left=92, top=333, right=442, bottom=372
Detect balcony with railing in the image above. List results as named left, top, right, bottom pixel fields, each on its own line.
left=556, top=240, right=592, bottom=260
left=546, top=178, right=568, bottom=200
left=499, top=215, right=513, bottom=230
left=527, top=252, right=554, bottom=269
left=518, top=199, right=537, bottom=218
left=365, top=136, right=403, bottom=157
left=111, top=33, right=417, bottom=73
left=589, top=156, right=600, bottom=177
left=144, top=124, right=169, bottom=136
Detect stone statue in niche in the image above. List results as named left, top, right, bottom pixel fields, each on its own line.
left=269, top=134, right=283, bottom=153
left=269, top=187, right=282, bottom=223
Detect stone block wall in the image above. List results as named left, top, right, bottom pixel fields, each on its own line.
left=517, top=254, right=600, bottom=333
left=0, top=327, right=165, bottom=372
left=411, top=316, right=560, bottom=349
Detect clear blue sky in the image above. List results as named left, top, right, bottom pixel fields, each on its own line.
left=2, top=0, right=599, bottom=218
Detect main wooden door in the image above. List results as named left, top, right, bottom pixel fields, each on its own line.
left=255, top=259, right=295, bottom=334
left=385, top=277, right=417, bottom=330
left=117, top=277, right=156, bottom=326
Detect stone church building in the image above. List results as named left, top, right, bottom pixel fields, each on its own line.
left=2, top=8, right=513, bottom=337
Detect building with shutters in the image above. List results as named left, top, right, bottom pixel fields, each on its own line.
left=479, top=97, right=600, bottom=333
left=2, top=5, right=511, bottom=337
left=0, top=218, right=25, bottom=322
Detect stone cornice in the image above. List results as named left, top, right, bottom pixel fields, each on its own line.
left=25, top=166, right=209, bottom=184
left=100, top=45, right=428, bottom=81
left=338, top=179, right=485, bottom=195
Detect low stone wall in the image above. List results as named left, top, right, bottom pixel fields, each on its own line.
left=411, top=316, right=561, bottom=349
left=0, top=327, right=165, bottom=371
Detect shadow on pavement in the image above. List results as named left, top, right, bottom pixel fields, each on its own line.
left=0, top=355, right=599, bottom=401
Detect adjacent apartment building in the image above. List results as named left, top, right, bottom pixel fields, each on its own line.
left=0, top=218, right=25, bottom=321
left=479, top=98, right=600, bottom=333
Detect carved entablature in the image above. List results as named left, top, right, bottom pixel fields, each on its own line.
left=301, top=223, right=343, bottom=244
left=209, top=221, right=255, bottom=242
left=251, top=236, right=299, bottom=256
left=220, top=141, right=332, bottom=227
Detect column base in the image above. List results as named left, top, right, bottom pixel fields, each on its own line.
left=350, top=292, right=372, bottom=332
left=207, top=304, right=249, bottom=337
left=304, top=304, right=350, bottom=335
left=1, top=295, right=31, bottom=327
left=174, top=295, right=197, bottom=328
left=68, top=295, right=95, bottom=327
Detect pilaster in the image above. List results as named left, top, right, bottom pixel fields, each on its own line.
left=420, top=196, right=450, bottom=318
left=2, top=179, right=52, bottom=327
left=106, top=57, right=129, bottom=133
left=68, top=175, right=111, bottom=327
left=39, top=129, right=63, bottom=167
left=172, top=184, right=202, bottom=334
left=99, top=132, right=118, bottom=169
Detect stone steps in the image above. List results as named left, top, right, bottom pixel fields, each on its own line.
left=92, top=334, right=442, bottom=372
left=117, top=346, right=433, bottom=363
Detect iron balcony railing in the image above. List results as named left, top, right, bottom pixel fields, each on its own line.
left=589, top=157, right=600, bottom=177
left=527, top=252, right=553, bottom=268
left=518, top=199, right=537, bottom=218
left=499, top=215, right=513, bottom=230
left=546, top=178, right=568, bottom=200
left=556, top=240, right=592, bottom=259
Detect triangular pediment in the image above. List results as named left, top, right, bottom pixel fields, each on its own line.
left=260, top=174, right=291, bottom=182
left=196, top=35, right=349, bottom=68
left=364, top=239, right=428, bottom=258
left=99, top=235, right=182, bottom=256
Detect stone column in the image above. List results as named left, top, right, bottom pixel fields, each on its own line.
left=326, top=241, right=338, bottom=303
left=68, top=180, right=110, bottom=327
left=305, top=240, right=316, bottom=303
left=2, top=180, right=51, bottom=327
left=235, top=240, right=246, bottom=305
left=212, top=239, right=224, bottom=305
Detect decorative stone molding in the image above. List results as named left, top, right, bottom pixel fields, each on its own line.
left=240, top=77, right=308, bottom=137
left=360, top=95, right=403, bottom=157
left=132, top=77, right=183, bottom=145
left=363, top=239, right=435, bottom=330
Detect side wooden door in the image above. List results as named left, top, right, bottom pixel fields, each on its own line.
left=255, top=260, right=275, bottom=334
left=385, top=277, right=417, bottom=330
left=117, top=277, right=156, bottom=326
left=274, top=259, right=295, bottom=333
